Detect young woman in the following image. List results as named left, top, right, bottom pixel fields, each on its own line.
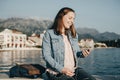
left=42, top=7, right=96, bottom=80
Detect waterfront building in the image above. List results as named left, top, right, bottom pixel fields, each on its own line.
left=79, top=39, right=107, bottom=48
left=40, top=30, right=46, bottom=39
left=27, top=33, right=42, bottom=47
left=79, top=39, right=94, bottom=49
left=0, top=29, right=27, bottom=49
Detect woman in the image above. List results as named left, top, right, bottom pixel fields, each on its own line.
left=42, top=7, right=96, bottom=80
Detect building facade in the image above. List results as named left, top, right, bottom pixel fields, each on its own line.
left=79, top=39, right=94, bottom=49
left=0, top=29, right=26, bottom=49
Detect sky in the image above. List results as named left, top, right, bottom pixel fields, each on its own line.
left=0, top=0, right=120, bottom=34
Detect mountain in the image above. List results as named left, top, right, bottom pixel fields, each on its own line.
left=76, top=27, right=99, bottom=36
left=76, top=27, right=120, bottom=41
left=0, top=17, right=53, bottom=36
left=96, top=32, right=120, bottom=41
left=0, top=17, right=120, bottom=41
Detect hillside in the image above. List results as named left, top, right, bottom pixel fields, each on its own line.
left=0, top=17, right=53, bottom=36
left=76, top=27, right=120, bottom=41
left=0, top=17, right=120, bottom=41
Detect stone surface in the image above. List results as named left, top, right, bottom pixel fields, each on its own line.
left=0, top=72, right=120, bottom=80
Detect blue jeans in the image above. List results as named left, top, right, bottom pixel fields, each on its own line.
left=42, top=67, right=96, bottom=80
left=73, top=67, right=96, bottom=80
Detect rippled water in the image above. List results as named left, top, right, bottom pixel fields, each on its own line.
left=79, top=48, right=120, bottom=75
left=0, top=48, right=120, bottom=76
left=0, top=50, right=45, bottom=71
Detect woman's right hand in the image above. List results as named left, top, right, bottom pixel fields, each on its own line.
left=61, top=67, right=75, bottom=77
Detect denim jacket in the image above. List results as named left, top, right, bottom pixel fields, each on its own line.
left=42, top=29, right=84, bottom=72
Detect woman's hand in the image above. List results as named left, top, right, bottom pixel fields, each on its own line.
left=82, top=49, right=91, bottom=57
left=61, top=67, right=75, bottom=77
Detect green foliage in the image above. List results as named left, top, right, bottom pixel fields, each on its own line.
left=100, top=39, right=120, bottom=47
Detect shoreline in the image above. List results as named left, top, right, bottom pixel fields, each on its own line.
left=0, top=47, right=119, bottom=51
left=0, top=48, right=41, bottom=51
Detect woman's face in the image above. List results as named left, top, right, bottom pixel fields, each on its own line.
left=62, top=11, right=75, bottom=29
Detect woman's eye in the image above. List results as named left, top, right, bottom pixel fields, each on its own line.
left=69, top=18, right=72, bottom=20
left=69, top=17, right=74, bottom=20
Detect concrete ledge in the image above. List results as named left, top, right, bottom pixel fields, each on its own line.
left=0, top=79, right=43, bottom=80
left=0, top=78, right=43, bottom=80
left=0, top=72, right=120, bottom=80
left=0, top=73, right=43, bottom=80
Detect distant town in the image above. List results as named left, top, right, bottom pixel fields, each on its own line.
left=1, top=28, right=119, bottom=50
left=0, top=17, right=120, bottom=49
left=0, top=29, right=43, bottom=50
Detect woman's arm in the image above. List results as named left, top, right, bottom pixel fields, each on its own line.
left=75, top=34, right=84, bottom=58
left=76, top=34, right=91, bottom=58
left=42, top=31, right=63, bottom=72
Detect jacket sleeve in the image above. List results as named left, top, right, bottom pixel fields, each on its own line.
left=42, top=31, right=63, bottom=72
left=76, top=34, right=85, bottom=58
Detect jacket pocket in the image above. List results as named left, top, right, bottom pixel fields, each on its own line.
left=51, top=38, right=60, bottom=52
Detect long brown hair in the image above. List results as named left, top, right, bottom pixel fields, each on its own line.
left=50, top=7, right=76, bottom=38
